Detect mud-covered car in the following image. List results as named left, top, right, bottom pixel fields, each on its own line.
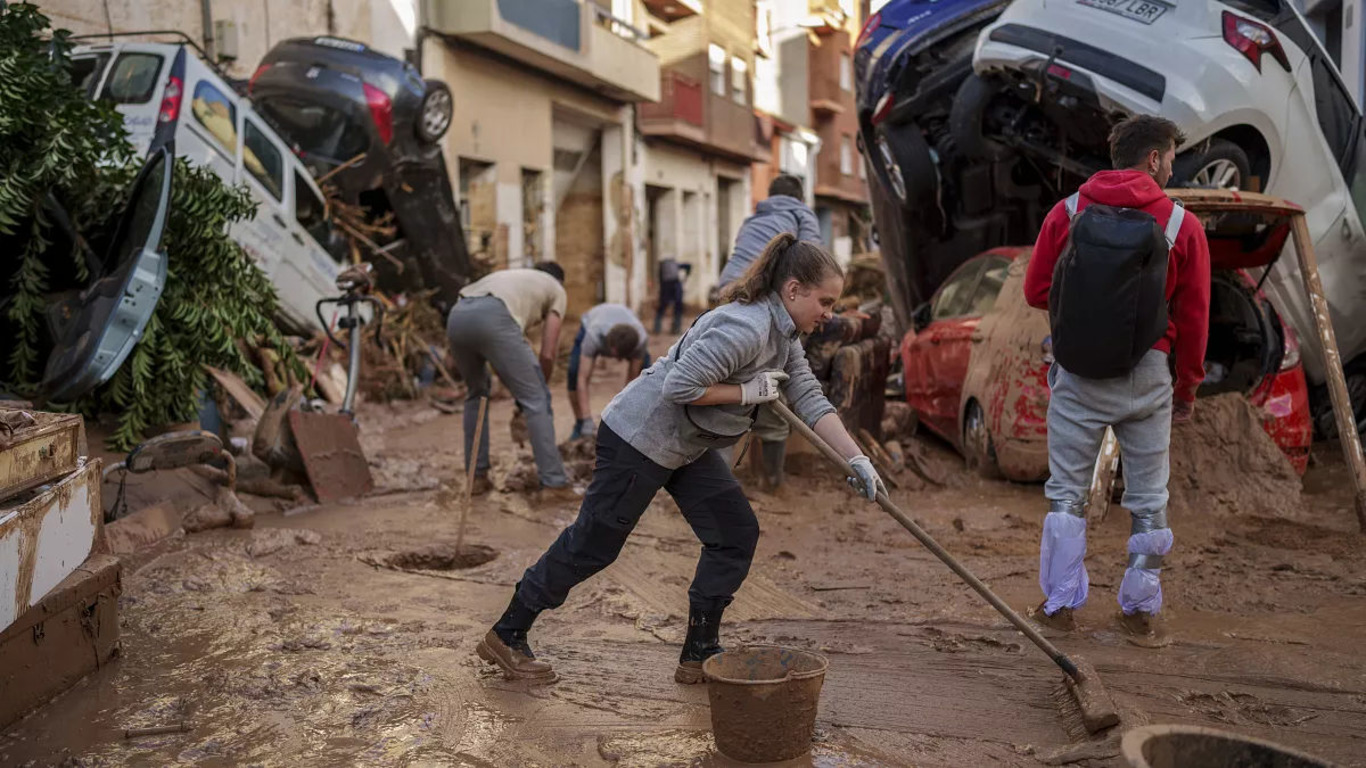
left=900, top=196, right=1313, bottom=480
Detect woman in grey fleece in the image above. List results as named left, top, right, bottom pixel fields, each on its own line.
left=477, top=234, right=885, bottom=684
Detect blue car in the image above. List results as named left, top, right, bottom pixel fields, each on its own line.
left=855, top=0, right=1041, bottom=331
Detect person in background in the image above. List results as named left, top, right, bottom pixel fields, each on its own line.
left=569, top=303, right=652, bottom=440
left=715, top=173, right=822, bottom=494
left=446, top=262, right=578, bottom=502
left=654, top=256, right=692, bottom=334
left=475, top=234, right=884, bottom=685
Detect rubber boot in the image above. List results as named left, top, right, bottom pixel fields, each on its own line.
left=760, top=440, right=786, bottom=494
left=674, top=606, right=725, bottom=684
left=477, top=593, right=557, bottom=681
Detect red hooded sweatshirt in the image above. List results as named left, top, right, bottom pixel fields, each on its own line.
left=1024, top=170, right=1211, bottom=403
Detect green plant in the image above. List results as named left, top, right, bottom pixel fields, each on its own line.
left=1, top=3, right=304, bottom=450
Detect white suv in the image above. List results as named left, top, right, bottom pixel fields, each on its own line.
left=968, top=0, right=1366, bottom=397
left=71, top=37, right=347, bottom=333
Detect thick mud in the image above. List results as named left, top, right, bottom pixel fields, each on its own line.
left=4, top=343, right=1366, bottom=767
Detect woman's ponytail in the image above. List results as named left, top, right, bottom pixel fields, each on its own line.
left=721, top=233, right=841, bottom=304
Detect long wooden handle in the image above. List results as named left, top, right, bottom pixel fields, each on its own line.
left=1290, top=216, right=1366, bottom=530
left=769, top=402, right=1081, bottom=681
left=456, top=396, right=490, bottom=551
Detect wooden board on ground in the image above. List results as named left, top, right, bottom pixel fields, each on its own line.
left=206, top=366, right=266, bottom=421
left=288, top=411, right=374, bottom=502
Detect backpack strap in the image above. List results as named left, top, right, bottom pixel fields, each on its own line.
left=1064, top=192, right=1081, bottom=219
left=1164, top=201, right=1186, bottom=248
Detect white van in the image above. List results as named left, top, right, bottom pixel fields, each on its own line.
left=71, top=38, right=345, bottom=333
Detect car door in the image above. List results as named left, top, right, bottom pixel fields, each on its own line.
left=42, top=148, right=173, bottom=402
left=289, top=167, right=347, bottom=328
left=182, top=70, right=241, bottom=184
left=96, top=46, right=167, bottom=155
left=234, top=112, right=313, bottom=329
left=905, top=258, right=985, bottom=438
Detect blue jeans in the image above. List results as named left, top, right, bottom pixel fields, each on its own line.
left=654, top=280, right=684, bottom=332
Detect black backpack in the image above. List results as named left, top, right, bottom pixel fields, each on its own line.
left=1048, top=192, right=1186, bottom=379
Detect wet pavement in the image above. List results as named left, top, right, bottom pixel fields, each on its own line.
left=4, top=352, right=1366, bottom=767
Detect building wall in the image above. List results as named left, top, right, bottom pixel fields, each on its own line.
left=37, top=0, right=413, bottom=77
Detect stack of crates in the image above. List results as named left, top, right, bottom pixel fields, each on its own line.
left=0, top=409, right=120, bottom=728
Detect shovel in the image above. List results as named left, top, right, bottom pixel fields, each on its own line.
left=770, top=401, right=1119, bottom=734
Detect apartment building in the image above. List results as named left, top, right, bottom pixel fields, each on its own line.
left=752, top=0, right=870, bottom=264
left=636, top=0, right=761, bottom=307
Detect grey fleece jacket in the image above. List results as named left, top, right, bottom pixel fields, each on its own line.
left=718, top=195, right=822, bottom=287
left=601, top=292, right=836, bottom=469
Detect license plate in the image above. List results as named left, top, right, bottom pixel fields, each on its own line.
left=1076, top=0, right=1172, bottom=24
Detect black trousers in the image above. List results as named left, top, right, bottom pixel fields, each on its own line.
left=517, top=423, right=759, bottom=613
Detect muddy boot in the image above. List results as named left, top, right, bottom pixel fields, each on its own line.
left=675, top=607, right=725, bottom=684
left=760, top=440, right=786, bottom=495
left=1119, top=610, right=1170, bottom=648
left=477, top=594, right=557, bottom=681
left=1028, top=601, right=1076, bottom=633
left=469, top=475, right=494, bottom=497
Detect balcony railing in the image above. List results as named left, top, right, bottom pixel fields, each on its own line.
left=640, top=70, right=704, bottom=126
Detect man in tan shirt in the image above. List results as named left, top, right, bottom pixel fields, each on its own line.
left=447, top=263, right=574, bottom=499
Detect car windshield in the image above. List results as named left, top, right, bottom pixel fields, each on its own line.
left=256, top=98, right=369, bottom=170
left=101, top=52, right=163, bottom=104
left=70, top=54, right=110, bottom=98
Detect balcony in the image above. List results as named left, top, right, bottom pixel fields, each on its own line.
left=808, top=29, right=852, bottom=117
left=424, top=0, right=660, bottom=102
left=640, top=64, right=762, bottom=163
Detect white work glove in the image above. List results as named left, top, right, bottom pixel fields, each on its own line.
left=847, top=455, right=885, bottom=501
left=739, top=370, right=789, bottom=406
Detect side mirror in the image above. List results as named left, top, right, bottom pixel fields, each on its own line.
left=912, top=302, right=932, bottom=332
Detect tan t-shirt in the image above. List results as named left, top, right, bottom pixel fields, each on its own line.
left=458, top=268, right=567, bottom=332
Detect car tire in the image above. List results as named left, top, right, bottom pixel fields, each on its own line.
left=416, top=79, right=453, bottom=144
left=1173, top=138, right=1251, bottom=190
left=872, top=122, right=939, bottom=211
left=949, top=74, right=1010, bottom=163
left=962, top=400, right=1001, bottom=479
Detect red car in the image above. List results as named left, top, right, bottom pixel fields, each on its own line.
left=900, top=223, right=1313, bottom=481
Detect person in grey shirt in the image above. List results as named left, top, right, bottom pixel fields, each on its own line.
left=653, top=256, right=693, bottom=334
left=717, top=173, right=821, bottom=287
left=476, top=234, right=885, bottom=685
left=568, top=303, right=651, bottom=440
left=717, top=174, right=822, bottom=494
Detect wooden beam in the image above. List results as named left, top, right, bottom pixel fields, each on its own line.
left=1289, top=214, right=1366, bottom=530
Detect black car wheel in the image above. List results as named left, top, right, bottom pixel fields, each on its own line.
left=949, top=73, right=1011, bottom=162
left=873, top=122, right=938, bottom=211
left=417, top=79, right=453, bottom=143
left=1173, top=138, right=1251, bottom=190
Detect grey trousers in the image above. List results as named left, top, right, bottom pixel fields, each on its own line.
left=446, top=296, right=568, bottom=488
left=1042, top=349, right=1174, bottom=615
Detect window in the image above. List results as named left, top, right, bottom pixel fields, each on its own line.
left=1310, top=54, right=1360, bottom=167
left=70, top=54, right=111, bottom=98
left=731, top=56, right=748, bottom=104
left=255, top=98, right=367, bottom=173
left=243, top=119, right=284, bottom=200
left=100, top=53, right=162, bottom=104
left=965, top=257, right=1012, bottom=317
left=840, top=52, right=852, bottom=92
left=190, top=80, right=238, bottom=157
left=858, top=146, right=866, bottom=180
left=931, top=259, right=985, bottom=321
left=294, top=171, right=333, bottom=252
left=840, top=135, right=853, bottom=176
left=709, top=44, right=727, bottom=96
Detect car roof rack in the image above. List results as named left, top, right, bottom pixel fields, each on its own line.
left=69, top=30, right=243, bottom=93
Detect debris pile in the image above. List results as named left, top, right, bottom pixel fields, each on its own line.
left=1169, top=393, right=1304, bottom=517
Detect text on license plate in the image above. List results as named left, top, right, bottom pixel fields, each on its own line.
left=1076, top=0, right=1172, bottom=24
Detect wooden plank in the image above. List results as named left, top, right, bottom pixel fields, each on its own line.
left=1289, top=215, right=1366, bottom=530
left=206, top=366, right=266, bottom=421
left=0, top=411, right=82, bottom=501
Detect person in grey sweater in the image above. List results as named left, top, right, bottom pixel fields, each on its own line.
left=717, top=174, right=822, bottom=494
left=717, top=174, right=821, bottom=287
left=477, top=234, right=884, bottom=684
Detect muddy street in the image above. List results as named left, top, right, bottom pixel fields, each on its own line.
left=5, top=358, right=1366, bottom=767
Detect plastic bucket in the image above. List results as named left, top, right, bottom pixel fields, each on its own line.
left=1121, top=725, right=1337, bottom=768
left=702, top=645, right=829, bottom=763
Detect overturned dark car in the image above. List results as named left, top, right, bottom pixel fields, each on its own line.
left=250, top=36, right=472, bottom=312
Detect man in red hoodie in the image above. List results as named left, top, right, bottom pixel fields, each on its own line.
left=1023, top=115, right=1210, bottom=643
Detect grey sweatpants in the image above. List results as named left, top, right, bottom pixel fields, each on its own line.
left=446, top=296, right=568, bottom=488
left=1042, top=349, right=1174, bottom=616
